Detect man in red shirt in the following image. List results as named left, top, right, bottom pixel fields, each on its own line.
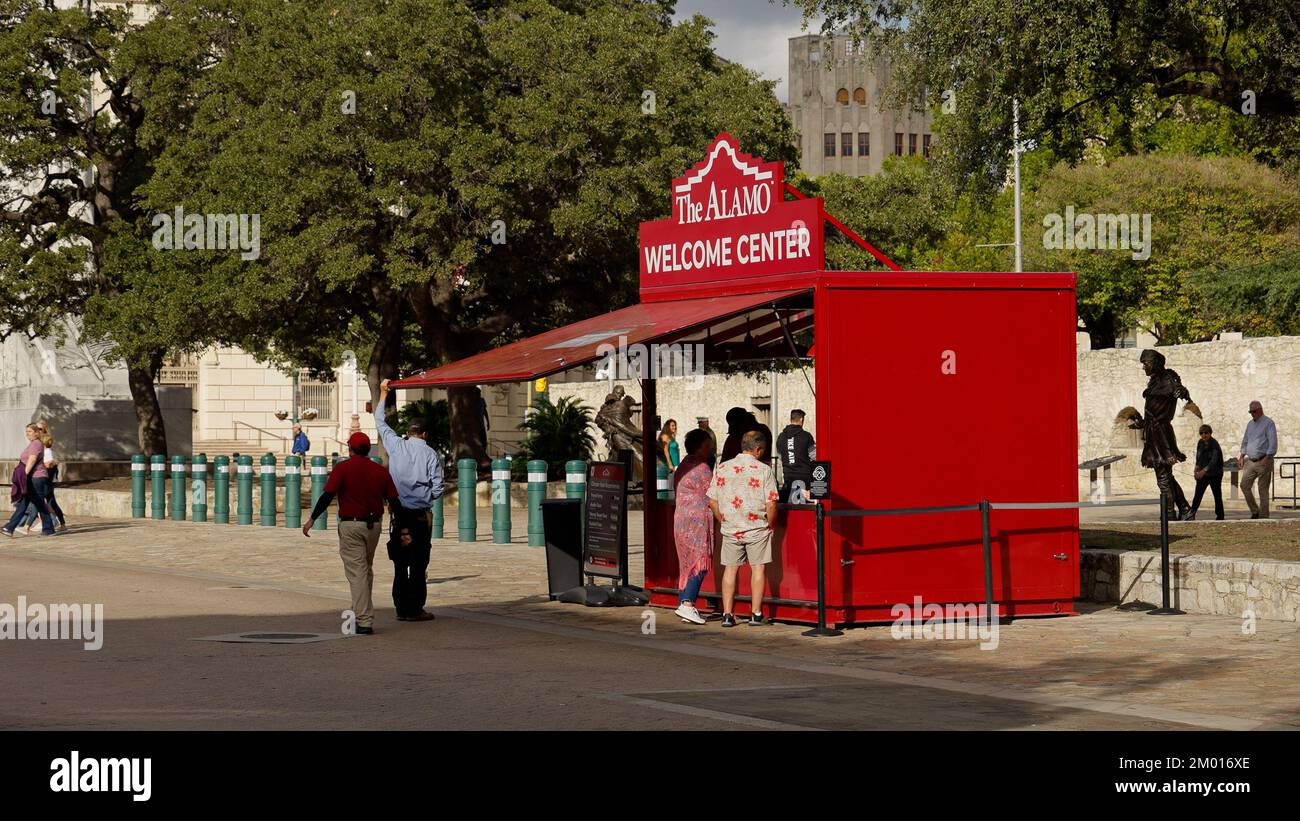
left=302, top=432, right=401, bottom=635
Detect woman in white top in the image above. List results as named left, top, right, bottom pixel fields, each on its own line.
left=22, top=424, right=67, bottom=532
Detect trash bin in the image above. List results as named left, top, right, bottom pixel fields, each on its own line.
left=540, top=498, right=583, bottom=600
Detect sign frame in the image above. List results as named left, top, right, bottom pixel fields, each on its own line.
left=581, top=461, right=629, bottom=581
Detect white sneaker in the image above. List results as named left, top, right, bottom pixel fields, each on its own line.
left=675, top=603, right=706, bottom=625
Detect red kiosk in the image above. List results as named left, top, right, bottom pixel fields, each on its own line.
left=393, top=133, right=1079, bottom=626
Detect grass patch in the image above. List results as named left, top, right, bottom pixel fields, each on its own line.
left=1082, top=520, right=1300, bottom=562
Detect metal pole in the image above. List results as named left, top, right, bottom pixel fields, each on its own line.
left=980, top=499, right=995, bottom=622
left=802, top=501, right=842, bottom=637
left=1149, top=493, right=1184, bottom=615
left=1012, top=99, right=1023, bottom=273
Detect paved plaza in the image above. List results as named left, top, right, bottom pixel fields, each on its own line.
left=1, top=511, right=1297, bottom=731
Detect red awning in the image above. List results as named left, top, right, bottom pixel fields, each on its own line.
left=390, top=288, right=809, bottom=388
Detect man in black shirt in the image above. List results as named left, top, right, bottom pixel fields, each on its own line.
left=1187, top=423, right=1224, bottom=521
left=775, top=409, right=816, bottom=503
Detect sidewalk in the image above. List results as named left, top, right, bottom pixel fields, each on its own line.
left=2, top=515, right=1297, bottom=729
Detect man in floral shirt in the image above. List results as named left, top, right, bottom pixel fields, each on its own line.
left=706, top=430, right=778, bottom=627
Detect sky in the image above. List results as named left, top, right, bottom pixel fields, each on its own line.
left=673, top=1, right=822, bottom=104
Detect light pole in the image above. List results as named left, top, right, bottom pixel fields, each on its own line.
left=975, top=98, right=1031, bottom=272
left=1012, top=98, right=1023, bottom=273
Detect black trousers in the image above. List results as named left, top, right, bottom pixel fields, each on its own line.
left=388, top=508, right=432, bottom=617
left=1153, top=464, right=1189, bottom=513
left=1190, top=474, right=1224, bottom=519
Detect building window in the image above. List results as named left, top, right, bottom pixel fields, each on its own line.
left=842, top=132, right=852, bottom=156
left=824, top=133, right=836, bottom=157
left=923, top=134, right=932, bottom=158
left=893, top=133, right=903, bottom=155
left=858, top=132, right=870, bottom=156
left=853, top=87, right=866, bottom=105
left=908, top=133, right=917, bottom=155
left=836, top=88, right=849, bottom=105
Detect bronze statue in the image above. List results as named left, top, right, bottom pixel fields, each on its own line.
left=1130, top=349, right=1196, bottom=520
left=595, top=385, right=643, bottom=481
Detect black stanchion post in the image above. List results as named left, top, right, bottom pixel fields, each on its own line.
left=1149, top=493, right=1184, bottom=615
left=980, top=500, right=996, bottom=623
left=802, top=501, right=842, bottom=637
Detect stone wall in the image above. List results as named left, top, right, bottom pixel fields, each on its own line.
left=1078, top=336, right=1300, bottom=499
left=1082, top=548, right=1300, bottom=622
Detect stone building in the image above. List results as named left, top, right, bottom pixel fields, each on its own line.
left=786, top=33, right=935, bottom=177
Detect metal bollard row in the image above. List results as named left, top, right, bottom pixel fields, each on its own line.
left=129, top=453, right=592, bottom=549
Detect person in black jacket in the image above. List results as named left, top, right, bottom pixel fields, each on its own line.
left=775, top=409, right=816, bottom=503
left=1187, top=424, right=1224, bottom=520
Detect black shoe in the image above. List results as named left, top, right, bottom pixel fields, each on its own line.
left=408, top=611, right=435, bottom=622
left=721, top=613, right=736, bottom=628
left=748, top=612, right=770, bottom=626
left=355, top=626, right=374, bottom=635
left=1183, top=511, right=1196, bottom=521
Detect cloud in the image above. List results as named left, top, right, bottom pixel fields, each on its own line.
left=674, top=1, right=821, bottom=104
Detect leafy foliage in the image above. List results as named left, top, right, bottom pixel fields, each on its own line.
left=516, top=395, right=595, bottom=478
left=388, top=398, right=451, bottom=459
left=793, top=0, right=1300, bottom=193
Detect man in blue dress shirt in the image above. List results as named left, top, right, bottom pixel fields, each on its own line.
left=376, top=379, right=445, bottom=621
left=1238, top=401, right=1278, bottom=519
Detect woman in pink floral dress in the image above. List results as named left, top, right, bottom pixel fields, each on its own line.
left=672, top=429, right=716, bottom=625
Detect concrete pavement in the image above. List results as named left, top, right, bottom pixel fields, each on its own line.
left=1, top=515, right=1297, bottom=730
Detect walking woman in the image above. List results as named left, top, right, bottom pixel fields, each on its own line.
left=22, top=424, right=67, bottom=532
left=658, top=419, right=680, bottom=469
left=3, top=424, right=56, bottom=537
left=672, top=428, right=716, bottom=625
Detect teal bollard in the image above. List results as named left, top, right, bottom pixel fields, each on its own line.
left=432, top=493, right=444, bottom=539
left=526, top=459, right=547, bottom=547
left=259, top=452, right=277, bottom=527
left=151, top=455, right=166, bottom=520
left=565, top=459, right=587, bottom=502
left=284, top=455, right=302, bottom=529
left=130, top=454, right=146, bottom=518
left=236, top=454, right=253, bottom=525
left=656, top=461, right=672, bottom=501
left=170, top=455, right=186, bottom=521
left=309, top=455, right=328, bottom=531
left=491, top=457, right=511, bottom=545
left=213, top=456, right=230, bottom=524
left=331, top=451, right=339, bottom=467
left=190, top=454, right=208, bottom=522
left=370, top=455, right=383, bottom=465
left=458, top=458, right=477, bottom=542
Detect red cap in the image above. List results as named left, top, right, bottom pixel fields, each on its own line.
left=347, top=431, right=370, bottom=449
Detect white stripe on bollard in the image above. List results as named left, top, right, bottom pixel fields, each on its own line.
left=492, top=470, right=510, bottom=481
left=311, top=466, right=327, bottom=475
left=527, top=471, right=547, bottom=483
left=217, top=465, right=230, bottom=474
left=657, top=478, right=670, bottom=490
left=566, top=473, right=585, bottom=484
left=284, top=465, right=301, bottom=475
left=237, top=465, right=251, bottom=474
left=131, top=462, right=146, bottom=471
left=171, top=464, right=186, bottom=473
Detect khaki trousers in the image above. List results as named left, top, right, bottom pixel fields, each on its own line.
left=338, top=520, right=382, bottom=627
left=1240, top=458, right=1272, bottom=518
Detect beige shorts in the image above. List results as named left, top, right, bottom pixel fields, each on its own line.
left=720, top=528, right=773, bottom=567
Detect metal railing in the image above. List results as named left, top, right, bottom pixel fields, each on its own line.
left=790, top=495, right=1176, bottom=638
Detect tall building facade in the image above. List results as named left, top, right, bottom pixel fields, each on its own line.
left=787, top=34, right=934, bottom=177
